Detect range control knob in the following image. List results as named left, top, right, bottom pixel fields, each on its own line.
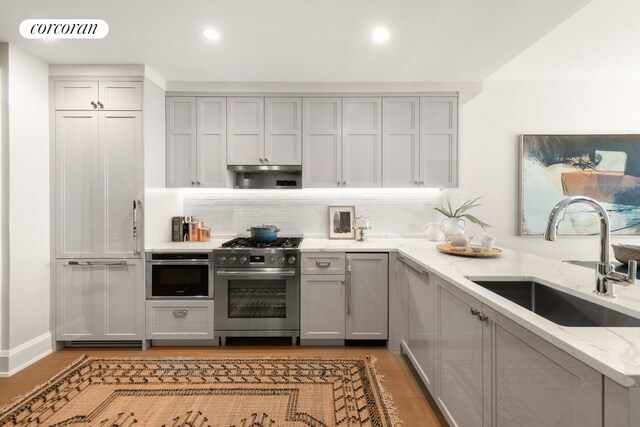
left=229, top=256, right=237, bottom=264
left=278, top=257, right=286, bottom=265
left=239, top=256, right=248, bottom=264
left=218, top=256, right=227, bottom=264
left=287, top=256, right=296, bottom=265
left=268, top=256, right=276, bottom=264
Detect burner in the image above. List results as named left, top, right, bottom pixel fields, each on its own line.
left=221, top=237, right=302, bottom=249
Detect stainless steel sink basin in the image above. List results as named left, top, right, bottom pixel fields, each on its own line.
left=470, top=279, right=640, bottom=327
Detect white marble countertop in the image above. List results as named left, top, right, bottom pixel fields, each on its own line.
left=148, top=237, right=640, bottom=386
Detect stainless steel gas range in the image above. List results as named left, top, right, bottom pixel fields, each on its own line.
left=213, top=237, right=302, bottom=345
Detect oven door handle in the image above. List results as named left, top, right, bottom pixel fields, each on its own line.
left=216, top=268, right=297, bottom=277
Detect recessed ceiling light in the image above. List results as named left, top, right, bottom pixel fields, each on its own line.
left=203, top=28, right=220, bottom=41
left=371, top=27, right=390, bottom=43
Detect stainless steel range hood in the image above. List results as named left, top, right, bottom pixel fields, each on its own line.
left=228, top=165, right=302, bottom=189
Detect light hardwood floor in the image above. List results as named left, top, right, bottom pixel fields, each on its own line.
left=0, top=346, right=447, bottom=426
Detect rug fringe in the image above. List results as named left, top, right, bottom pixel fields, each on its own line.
left=0, top=354, right=89, bottom=416
left=367, top=356, right=404, bottom=426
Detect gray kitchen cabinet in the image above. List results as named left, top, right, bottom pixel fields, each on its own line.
left=346, top=253, right=388, bottom=339
left=300, top=275, right=346, bottom=340
left=420, top=96, right=458, bottom=187
left=302, top=98, right=342, bottom=188
left=265, top=98, right=302, bottom=165
left=56, top=259, right=143, bottom=341
left=54, top=80, right=141, bottom=110
left=398, top=256, right=436, bottom=393
left=227, top=97, right=265, bottom=165
left=166, top=97, right=228, bottom=188
left=485, top=306, right=602, bottom=427
left=382, top=97, right=420, bottom=187
left=55, top=110, right=142, bottom=258
left=146, top=300, right=214, bottom=340
left=342, top=98, right=382, bottom=188
left=435, top=276, right=486, bottom=427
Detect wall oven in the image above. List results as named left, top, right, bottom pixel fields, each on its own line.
left=145, top=252, right=214, bottom=299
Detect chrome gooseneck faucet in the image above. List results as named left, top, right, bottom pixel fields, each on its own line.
left=544, top=196, right=636, bottom=297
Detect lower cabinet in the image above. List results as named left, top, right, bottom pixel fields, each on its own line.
left=300, top=252, right=388, bottom=343
left=398, top=256, right=436, bottom=393
left=145, top=300, right=214, bottom=340
left=399, top=269, right=605, bottom=427
left=56, top=259, right=143, bottom=341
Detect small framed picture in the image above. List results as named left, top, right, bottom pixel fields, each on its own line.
left=329, top=206, right=356, bottom=240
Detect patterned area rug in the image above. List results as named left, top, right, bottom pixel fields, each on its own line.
left=0, top=355, right=401, bottom=427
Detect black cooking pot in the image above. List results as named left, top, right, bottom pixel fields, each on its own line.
left=247, top=225, right=280, bottom=243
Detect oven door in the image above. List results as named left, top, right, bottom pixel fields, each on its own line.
left=214, top=268, right=299, bottom=332
left=146, top=262, right=214, bottom=299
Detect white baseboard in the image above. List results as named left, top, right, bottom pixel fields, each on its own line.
left=0, top=332, right=53, bottom=377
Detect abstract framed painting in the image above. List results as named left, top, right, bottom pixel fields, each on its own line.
left=520, top=134, right=640, bottom=236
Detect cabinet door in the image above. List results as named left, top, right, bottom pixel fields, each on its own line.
left=487, top=307, right=602, bottom=427
left=197, top=97, right=228, bottom=187
left=55, top=111, right=101, bottom=258
left=346, top=253, right=388, bottom=339
left=99, top=112, right=142, bottom=258
left=166, top=97, right=197, bottom=187
left=302, top=98, right=342, bottom=188
left=406, top=263, right=436, bottom=393
left=342, top=98, right=382, bottom=187
left=102, top=260, right=143, bottom=340
left=265, top=98, right=301, bottom=165
left=227, top=97, right=264, bottom=165
left=300, top=275, right=346, bottom=340
left=98, top=81, right=142, bottom=110
left=382, top=97, right=420, bottom=187
left=420, top=96, right=458, bottom=187
left=56, top=260, right=101, bottom=340
left=436, top=278, right=485, bottom=427
left=54, top=81, right=99, bottom=110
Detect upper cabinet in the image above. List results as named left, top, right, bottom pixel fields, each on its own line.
left=55, top=81, right=142, bottom=111
left=303, top=98, right=342, bottom=188
left=342, top=98, right=382, bottom=188
left=227, top=97, right=302, bottom=166
left=421, top=96, right=458, bottom=188
left=165, top=93, right=459, bottom=188
left=166, top=97, right=228, bottom=188
left=382, top=96, right=458, bottom=188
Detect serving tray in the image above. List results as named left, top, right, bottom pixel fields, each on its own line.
left=436, top=243, right=502, bottom=258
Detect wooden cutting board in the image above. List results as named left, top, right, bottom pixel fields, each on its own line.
left=436, top=243, right=502, bottom=258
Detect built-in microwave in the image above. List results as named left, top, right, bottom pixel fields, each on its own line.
left=145, top=252, right=214, bottom=299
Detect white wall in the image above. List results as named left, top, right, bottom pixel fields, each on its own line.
left=181, top=189, right=464, bottom=239
left=0, top=44, right=51, bottom=375
left=463, top=79, right=640, bottom=261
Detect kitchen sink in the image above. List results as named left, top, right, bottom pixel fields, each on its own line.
left=469, top=279, right=640, bottom=327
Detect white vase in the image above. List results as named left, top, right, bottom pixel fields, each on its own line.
left=441, top=218, right=466, bottom=236
left=423, top=223, right=445, bottom=241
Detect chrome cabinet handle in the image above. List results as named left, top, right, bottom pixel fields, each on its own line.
left=90, top=101, right=97, bottom=109
left=477, top=313, right=488, bottom=321
left=173, top=309, right=188, bottom=318
left=133, top=199, right=141, bottom=255
left=470, top=307, right=480, bottom=316
left=67, top=260, right=128, bottom=266
left=399, top=256, right=427, bottom=276
left=316, top=261, right=331, bottom=268
left=346, top=258, right=352, bottom=315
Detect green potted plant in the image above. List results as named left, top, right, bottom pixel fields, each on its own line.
left=435, top=195, right=491, bottom=235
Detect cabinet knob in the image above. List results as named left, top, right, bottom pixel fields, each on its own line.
left=98, top=101, right=104, bottom=109
left=342, top=181, right=346, bottom=185
left=420, top=181, right=425, bottom=185
left=259, top=158, right=264, bottom=163
left=337, top=181, right=341, bottom=186
left=197, top=181, right=201, bottom=185
left=265, top=158, right=269, bottom=163
left=191, top=181, right=195, bottom=185
left=90, top=101, right=97, bottom=109
left=470, top=307, right=480, bottom=316
left=477, top=313, right=488, bottom=322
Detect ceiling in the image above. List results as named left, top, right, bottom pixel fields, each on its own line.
left=0, top=0, right=591, bottom=82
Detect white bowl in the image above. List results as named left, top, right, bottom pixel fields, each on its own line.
left=612, top=243, right=640, bottom=264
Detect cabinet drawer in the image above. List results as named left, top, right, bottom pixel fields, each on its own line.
left=301, top=252, right=345, bottom=275
left=145, top=300, right=214, bottom=340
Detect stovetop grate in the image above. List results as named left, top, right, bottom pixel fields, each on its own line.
left=221, top=237, right=302, bottom=249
